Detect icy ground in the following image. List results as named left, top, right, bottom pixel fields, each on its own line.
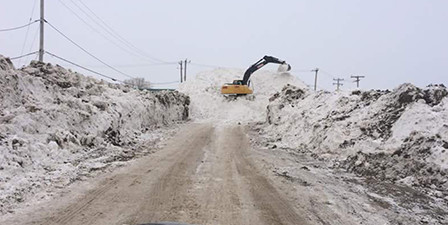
left=0, top=55, right=189, bottom=214
left=179, top=67, right=448, bottom=224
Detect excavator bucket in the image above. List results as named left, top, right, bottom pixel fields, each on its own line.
left=277, top=63, right=291, bottom=72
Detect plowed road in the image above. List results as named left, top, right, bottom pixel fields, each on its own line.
left=19, top=124, right=308, bottom=225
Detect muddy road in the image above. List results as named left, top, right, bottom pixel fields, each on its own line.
left=2, top=123, right=441, bottom=225
left=5, top=123, right=308, bottom=225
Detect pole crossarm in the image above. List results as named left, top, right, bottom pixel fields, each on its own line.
left=350, top=75, right=365, bottom=88
left=333, top=78, right=344, bottom=91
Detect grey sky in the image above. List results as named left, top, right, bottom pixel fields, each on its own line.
left=1, top=0, right=447, bottom=90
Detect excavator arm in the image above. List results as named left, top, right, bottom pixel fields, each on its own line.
left=241, top=55, right=291, bottom=85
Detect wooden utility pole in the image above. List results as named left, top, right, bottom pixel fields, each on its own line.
left=333, top=78, right=344, bottom=91
left=311, top=68, right=319, bottom=91
left=351, top=75, right=365, bottom=88
left=183, top=59, right=188, bottom=82
left=179, top=61, right=183, bottom=83
left=39, top=0, right=44, bottom=62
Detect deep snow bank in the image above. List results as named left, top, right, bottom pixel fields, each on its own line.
left=0, top=56, right=189, bottom=213
left=259, top=84, right=448, bottom=196
left=178, top=68, right=307, bottom=123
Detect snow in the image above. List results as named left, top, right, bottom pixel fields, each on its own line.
left=2, top=49, right=448, bottom=222
left=256, top=83, right=448, bottom=197
left=178, top=66, right=307, bottom=124
left=179, top=65, right=448, bottom=197
left=0, top=56, right=189, bottom=214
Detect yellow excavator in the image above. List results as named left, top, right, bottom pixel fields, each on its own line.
left=221, top=55, right=291, bottom=96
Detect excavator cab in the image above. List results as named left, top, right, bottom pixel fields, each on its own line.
left=232, top=80, right=243, bottom=85
left=221, top=55, right=291, bottom=96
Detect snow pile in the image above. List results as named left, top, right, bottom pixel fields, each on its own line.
left=0, top=55, right=189, bottom=214
left=258, top=83, right=448, bottom=196
left=178, top=67, right=307, bottom=123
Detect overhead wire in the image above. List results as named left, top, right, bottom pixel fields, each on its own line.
left=71, top=62, right=178, bottom=69
left=45, top=20, right=136, bottom=79
left=18, top=0, right=38, bottom=66
left=151, top=81, right=180, bottom=85
left=24, top=25, right=40, bottom=63
left=0, top=20, right=39, bottom=32
left=189, top=62, right=226, bottom=68
left=75, top=0, right=170, bottom=64
left=291, top=69, right=314, bottom=73
left=46, top=52, right=180, bottom=87
left=319, top=69, right=345, bottom=90
left=41, top=4, right=177, bottom=85
left=10, top=51, right=39, bottom=60
left=319, top=69, right=337, bottom=79
left=57, top=0, right=152, bottom=62
left=45, top=51, right=122, bottom=82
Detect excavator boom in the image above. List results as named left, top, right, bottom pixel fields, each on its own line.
left=242, top=55, right=291, bottom=85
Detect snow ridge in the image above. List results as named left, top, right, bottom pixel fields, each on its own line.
left=0, top=56, right=189, bottom=214
left=259, top=83, right=448, bottom=197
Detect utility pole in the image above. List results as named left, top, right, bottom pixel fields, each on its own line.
left=351, top=75, right=365, bottom=88
left=39, top=0, right=45, bottom=62
left=179, top=61, right=183, bottom=83
left=183, top=59, right=190, bottom=82
left=311, top=68, right=319, bottom=91
left=333, top=78, right=344, bottom=91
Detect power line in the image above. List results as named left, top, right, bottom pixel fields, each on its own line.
left=291, top=69, right=314, bottom=73
left=319, top=69, right=336, bottom=79
left=76, top=0, right=170, bottom=64
left=10, top=51, right=39, bottom=60
left=24, top=25, right=40, bottom=64
left=46, top=51, right=178, bottom=86
left=189, top=62, right=225, bottom=68
left=151, top=81, right=180, bottom=85
left=56, top=62, right=178, bottom=69
left=54, top=0, right=177, bottom=66
left=57, top=0, right=151, bottom=61
left=45, top=20, right=136, bottom=79
left=45, top=51, right=122, bottom=83
left=0, top=20, right=39, bottom=32
left=18, top=0, right=39, bottom=66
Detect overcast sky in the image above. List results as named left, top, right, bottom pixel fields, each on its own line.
left=1, top=0, right=447, bottom=90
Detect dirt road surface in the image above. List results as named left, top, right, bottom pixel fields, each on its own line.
left=4, top=123, right=312, bottom=225
left=3, top=122, right=439, bottom=225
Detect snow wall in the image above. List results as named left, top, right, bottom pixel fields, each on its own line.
left=260, top=84, right=448, bottom=197
left=0, top=55, right=189, bottom=213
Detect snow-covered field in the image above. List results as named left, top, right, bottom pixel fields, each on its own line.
left=0, top=55, right=189, bottom=214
